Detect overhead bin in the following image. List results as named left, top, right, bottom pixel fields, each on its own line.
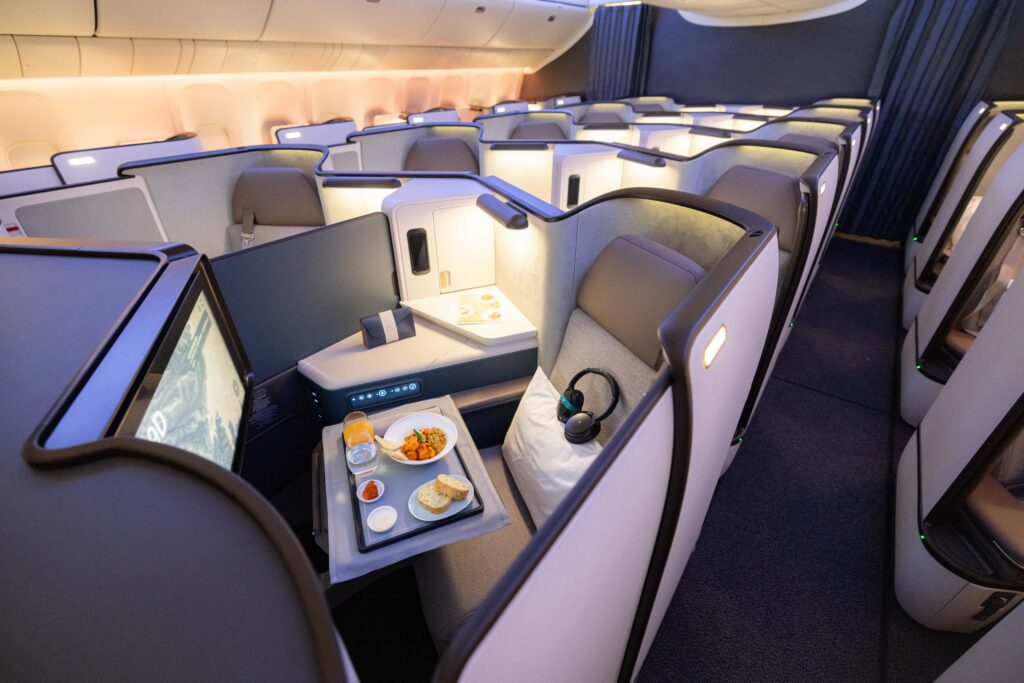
left=95, top=0, right=272, bottom=41
left=422, top=0, right=516, bottom=47
left=262, top=0, right=446, bottom=46
left=0, top=0, right=94, bottom=37
left=488, top=0, right=590, bottom=50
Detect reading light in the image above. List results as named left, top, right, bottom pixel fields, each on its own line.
left=67, top=156, right=96, bottom=166
left=496, top=106, right=506, bottom=113
left=979, top=106, right=988, bottom=115
left=284, top=131, right=302, bottom=139
left=1000, top=123, right=1010, bottom=131
left=703, top=325, right=727, bottom=369
left=852, top=138, right=858, bottom=145
left=819, top=182, right=828, bottom=196
left=556, top=99, right=565, bottom=106
left=411, top=116, right=424, bottom=124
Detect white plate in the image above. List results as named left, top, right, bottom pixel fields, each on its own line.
left=383, top=413, right=458, bottom=466
left=408, top=476, right=474, bottom=522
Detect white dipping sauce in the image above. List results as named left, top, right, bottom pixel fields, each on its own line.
left=368, top=505, right=397, bottom=532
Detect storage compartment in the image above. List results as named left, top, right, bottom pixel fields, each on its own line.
left=487, top=0, right=589, bottom=50
left=95, top=0, right=272, bottom=41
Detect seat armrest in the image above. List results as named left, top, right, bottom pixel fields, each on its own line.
left=453, top=377, right=531, bottom=413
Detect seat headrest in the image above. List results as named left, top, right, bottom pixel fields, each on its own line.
left=231, top=167, right=325, bottom=226
left=403, top=137, right=479, bottom=173
left=777, top=133, right=836, bottom=156
left=633, top=103, right=665, bottom=113
left=580, top=111, right=625, bottom=125
left=510, top=121, right=567, bottom=141
left=705, top=165, right=802, bottom=253
left=577, top=235, right=706, bottom=368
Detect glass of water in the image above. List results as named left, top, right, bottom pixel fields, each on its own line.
left=343, top=411, right=378, bottom=477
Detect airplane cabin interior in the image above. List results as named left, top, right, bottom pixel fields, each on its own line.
left=2, top=1, right=1024, bottom=681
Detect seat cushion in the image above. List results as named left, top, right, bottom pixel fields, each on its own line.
left=231, top=167, right=325, bottom=226
left=577, top=235, right=705, bottom=368
left=633, top=103, right=666, bottom=113
left=705, top=164, right=802, bottom=253
left=413, top=445, right=535, bottom=648
left=510, top=121, right=567, bottom=141
left=502, top=367, right=603, bottom=527
left=403, top=137, right=479, bottom=173
left=580, top=111, right=625, bottom=125
left=550, top=309, right=656, bottom=444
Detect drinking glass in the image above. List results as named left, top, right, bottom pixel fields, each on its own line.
left=343, top=411, right=378, bottom=477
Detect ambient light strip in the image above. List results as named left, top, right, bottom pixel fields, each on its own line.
left=67, top=156, right=96, bottom=166
left=703, top=325, right=727, bottom=368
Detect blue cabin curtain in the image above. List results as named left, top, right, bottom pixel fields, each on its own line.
left=840, top=0, right=1020, bottom=241
left=587, top=5, right=653, bottom=101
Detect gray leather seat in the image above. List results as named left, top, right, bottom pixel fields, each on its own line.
left=228, top=167, right=326, bottom=250
left=509, top=121, right=567, bottom=141
left=414, top=234, right=705, bottom=648
left=580, top=111, right=625, bottom=125
left=403, top=136, right=479, bottom=173
left=704, top=164, right=802, bottom=291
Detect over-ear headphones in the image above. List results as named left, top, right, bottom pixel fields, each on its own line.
left=557, top=368, right=621, bottom=444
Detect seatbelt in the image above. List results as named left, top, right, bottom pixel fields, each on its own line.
left=961, top=223, right=1024, bottom=335
left=240, top=207, right=256, bottom=249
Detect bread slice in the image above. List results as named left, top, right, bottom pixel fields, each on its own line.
left=417, top=485, right=451, bottom=514
left=435, top=474, right=469, bottom=501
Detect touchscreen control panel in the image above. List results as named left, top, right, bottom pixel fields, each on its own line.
left=346, top=379, right=423, bottom=409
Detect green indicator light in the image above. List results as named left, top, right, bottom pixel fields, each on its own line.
left=912, top=236, right=920, bottom=242
left=738, top=437, right=743, bottom=443
left=789, top=322, right=795, bottom=328
left=920, top=534, right=926, bottom=541
left=915, top=363, right=922, bottom=370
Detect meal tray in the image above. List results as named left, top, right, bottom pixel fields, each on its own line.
left=347, top=413, right=484, bottom=553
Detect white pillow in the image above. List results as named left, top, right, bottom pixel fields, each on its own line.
left=502, top=367, right=603, bottom=528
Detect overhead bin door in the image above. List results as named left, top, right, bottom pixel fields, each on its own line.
left=261, top=0, right=446, bottom=45
left=421, top=0, right=515, bottom=48
left=95, top=0, right=272, bottom=41
left=487, top=0, right=590, bottom=50
left=0, top=0, right=94, bottom=36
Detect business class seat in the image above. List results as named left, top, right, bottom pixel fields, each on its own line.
left=227, top=167, right=326, bottom=250
left=509, top=121, right=568, bottom=141
left=705, top=164, right=801, bottom=291
left=414, top=234, right=707, bottom=647
left=403, top=136, right=480, bottom=173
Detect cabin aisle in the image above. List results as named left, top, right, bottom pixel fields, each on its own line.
left=638, top=237, right=978, bottom=682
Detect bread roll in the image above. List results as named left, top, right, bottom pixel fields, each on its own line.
left=418, top=486, right=451, bottom=514
left=435, top=474, right=470, bottom=501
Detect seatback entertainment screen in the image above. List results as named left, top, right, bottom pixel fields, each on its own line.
left=119, top=274, right=247, bottom=470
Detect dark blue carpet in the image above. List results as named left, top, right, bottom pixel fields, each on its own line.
left=638, top=238, right=978, bottom=682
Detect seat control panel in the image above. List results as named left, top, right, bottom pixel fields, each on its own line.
left=347, top=379, right=423, bottom=409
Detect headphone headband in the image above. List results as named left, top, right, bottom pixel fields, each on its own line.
left=567, top=368, right=621, bottom=423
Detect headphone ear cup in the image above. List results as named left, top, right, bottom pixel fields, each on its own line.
left=564, top=411, right=600, bottom=444
left=557, top=389, right=585, bottom=423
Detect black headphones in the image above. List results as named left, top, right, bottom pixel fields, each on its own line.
left=557, top=368, right=621, bottom=444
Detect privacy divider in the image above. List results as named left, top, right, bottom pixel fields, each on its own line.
left=903, top=101, right=1024, bottom=273
left=902, top=113, right=1024, bottom=329
left=0, top=164, right=63, bottom=197
left=121, top=145, right=326, bottom=258
left=0, top=175, right=167, bottom=242
left=52, top=134, right=204, bottom=185
left=210, top=212, right=398, bottom=383
left=343, top=123, right=482, bottom=172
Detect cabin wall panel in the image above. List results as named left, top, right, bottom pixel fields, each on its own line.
left=78, top=38, right=134, bottom=78
left=131, top=39, right=182, bottom=76
left=0, top=68, right=523, bottom=169
left=0, top=36, right=22, bottom=79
